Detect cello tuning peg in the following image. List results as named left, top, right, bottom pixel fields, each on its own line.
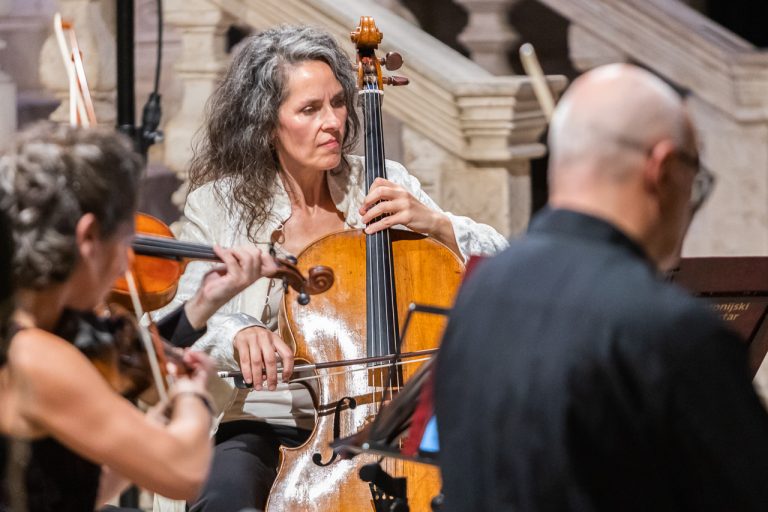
left=380, top=52, right=403, bottom=71
left=297, top=291, right=310, bottom=306
left=383, top=76, right=409, bottom=87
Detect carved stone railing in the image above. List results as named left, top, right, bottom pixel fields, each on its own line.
left=453, top=0, right=522, bottom=75
left=536, top=0, right=768, bottom=256
left=162, top=0, right=564, bottom=236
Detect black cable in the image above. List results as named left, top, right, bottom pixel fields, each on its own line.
left=138, top=0, right=163, bottom=156
left=153, top=0, right=162, bottom=94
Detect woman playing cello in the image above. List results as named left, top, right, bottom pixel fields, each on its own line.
left=156, top=24, right=508, bottom=511
left=0, top=122, right=278, bottom=511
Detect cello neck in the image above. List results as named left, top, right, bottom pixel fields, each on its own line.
left=132, top=235, right=220, bottom=263
left=361, top=80, right=400, bottom=359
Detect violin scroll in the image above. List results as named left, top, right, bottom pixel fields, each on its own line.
left=268, top=257, right=334, bottom=306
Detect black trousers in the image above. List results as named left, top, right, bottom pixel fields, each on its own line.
left=188, top=420, right=309, bottom=512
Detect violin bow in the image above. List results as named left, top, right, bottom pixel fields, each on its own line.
left=123, top=267, right=174, bottom=403
left=519, top=43, right=556, bottom=122
left=53, top=13, right=97, bottom=127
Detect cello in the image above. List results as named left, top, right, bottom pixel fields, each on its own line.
left=267, top=17, right=464, bottom=512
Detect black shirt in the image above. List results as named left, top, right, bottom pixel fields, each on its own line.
left=157, top=304, right=206, bottom=349
left=435, top=208, right=768, bottom=511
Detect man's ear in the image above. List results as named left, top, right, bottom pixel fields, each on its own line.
left=75, top=213, right=100, bottom=259
left=643, top=139, right=676, bottom=196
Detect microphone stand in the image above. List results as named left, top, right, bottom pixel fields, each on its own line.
left=116, top=0, right=163, bottom=162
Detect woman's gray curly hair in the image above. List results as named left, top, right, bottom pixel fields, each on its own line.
left=0, top=122, right=143, bottom=289
left=188, top=25, right=360, bottom=240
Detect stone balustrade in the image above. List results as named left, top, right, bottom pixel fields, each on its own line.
left=161, top=0, right=563, bottom=236
left=537, top=0, right=768, bottom=257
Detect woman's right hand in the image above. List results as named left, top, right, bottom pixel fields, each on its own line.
left=171, top=349, right=216, bottom=394
left=233, top=326, right=294, bottom=390
left=165, top=350, right=217, bottom=421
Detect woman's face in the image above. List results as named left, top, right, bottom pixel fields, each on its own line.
left=274, top=60, right=347, bottom=174
left=72, top=217, right=134, bottom=310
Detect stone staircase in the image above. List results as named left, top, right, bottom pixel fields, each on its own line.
left=536, top=0, right=768, bottom=256
left=14, top=0, right=768, bottom=253
left=157, top=0, right=563, bottom=236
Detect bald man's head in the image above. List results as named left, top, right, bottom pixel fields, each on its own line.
left=546, top=64, right=701, bottom=269
left=548, top=64, right=691, bottom=182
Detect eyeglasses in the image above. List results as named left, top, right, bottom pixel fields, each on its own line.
left=671, top=150, right=715, bottom=213
left=612, top=135, right=716, bottom=213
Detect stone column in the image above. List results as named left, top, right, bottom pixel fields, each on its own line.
left=453, top=0, right=522, bottom=75
left=0, top=0, right=16, bottom=139
left=163, top=0, right=231, bottom=210
left=38, top=0, right=116, bottom=124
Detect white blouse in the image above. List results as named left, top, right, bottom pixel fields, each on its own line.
left=152, top=155, right=509, bottom=428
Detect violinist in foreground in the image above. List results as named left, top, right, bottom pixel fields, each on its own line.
left=154, top=24, right=508, bottom=512
left=0, top=122, right=277, bottom=512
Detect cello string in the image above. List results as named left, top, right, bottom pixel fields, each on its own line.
left=373, top=79, right=401, bottom=477
left=363, top=85, right=379, bottom=412
left=373, top=86, right=398, bottom=404
left=370, top=85, right=387, bottom=415
left=369, top=81, right=399, bottom=403
left=371, top=86, right=385, bottom=412
left=376, top=88, right=402, bottom=476
left=368, top=75, right=393, bottom=477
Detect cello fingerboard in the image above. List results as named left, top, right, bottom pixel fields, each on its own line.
left=361, top=82, right=402, bottom=374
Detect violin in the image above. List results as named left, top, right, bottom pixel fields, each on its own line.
left=56, top=303, right=187, bottom=401
left=100, top=212, right=334, bottom=403
left=111, top=212, right=334, bottom=311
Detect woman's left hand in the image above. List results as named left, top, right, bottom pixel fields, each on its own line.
left=360, top=177, right=448, bottom=237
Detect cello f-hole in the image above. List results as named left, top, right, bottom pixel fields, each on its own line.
left=312, top=396, right=357, bottom=467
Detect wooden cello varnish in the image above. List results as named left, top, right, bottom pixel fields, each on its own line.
left=267, top=17, right=463, bottom=512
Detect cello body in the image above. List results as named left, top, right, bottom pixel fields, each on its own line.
left=268, top=229, right=462, bottom=511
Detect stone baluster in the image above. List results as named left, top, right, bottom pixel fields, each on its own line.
left=163, top=0, right=231, bottom=210
left=453, top=0, right=522, bottom=75
left=38, top=0, right=116, bottom=124
left=403, top=76, right=564, bottom=236
left=0, top=0, right=16, bottom=139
